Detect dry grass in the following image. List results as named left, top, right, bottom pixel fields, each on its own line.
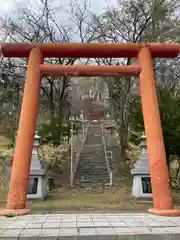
left=28, top=177, right=180, bottom=213
left=27, top=176, right=154, bottom=213
left=0, top=136, right=9, bottom=155
left=1, top=174, right=180, bottom=214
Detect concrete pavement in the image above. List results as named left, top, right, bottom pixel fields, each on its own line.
left=0, top=213, right=180, bottom=239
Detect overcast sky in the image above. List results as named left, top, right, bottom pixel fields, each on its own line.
left=0, top=0, right=118, bottom=15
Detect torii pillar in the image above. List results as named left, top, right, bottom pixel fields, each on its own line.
left=138, top=47, right=179, bottom=216
left=0, top=48, right=43, bottom=215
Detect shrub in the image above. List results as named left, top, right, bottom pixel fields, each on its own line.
left=38, top=118, right=80, bottom=146
left=39, top=142, right=69, bottom=172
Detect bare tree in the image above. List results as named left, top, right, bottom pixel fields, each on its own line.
left=0, top=0, right=96, bottom=126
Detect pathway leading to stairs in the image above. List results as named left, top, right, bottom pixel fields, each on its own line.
left=0, top=213, right=180, bottom=239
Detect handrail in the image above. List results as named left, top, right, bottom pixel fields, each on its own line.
left=73, top=120, right=90, bottom=173
left=100, top=121, right=112, bottom=187
left=70, top=120, right=90, bottom=187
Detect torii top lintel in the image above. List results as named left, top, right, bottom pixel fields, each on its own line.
left=1, top=43, right=180, bottom=58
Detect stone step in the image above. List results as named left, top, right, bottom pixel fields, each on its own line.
left=79, top=154, right=105, bottom=157
left=85, top=133, right=102, bottom=137
left=76, top=173, right=108, bottom=176
left=77, top=161, right=107, bottom=164
left=78, top=157, right=106, bottom=160
left=75, top=179, right=109, bottom=184
left=76, top=170, right=108, bottom=174
left=77, top=162, right=107, bottom=166
left=84, top=140, right=102, bottom=145
left=76, top=166, right=107, bottom=170
left=81, top=155, right=104, bottom=158
left=76, top=166, right=107, bottom=171
left=76, top=166, right=108, bottom=171
left=86, top=134, right=102, bottom=137
left=87, top=126, right=102, bottom=128
left=77, top=159, right=107, bottom=163
left=80, top=148, right=104, bottom=152
left=80, top=148, right=104, bottom=151
left=76, top=165, right=108, bottom=169
left=78, top=159, right=106, bottom=162
left=76, top=172, right=109, bottom=175
left=76, top=164, right=109, bottom=171
left=78, top=156, right=106, bottom=160
left=76, top=169, right=109, bottom=173
left=85, top=135, right=102, bottom=139
left=76, top=172, right=109, bottom=176
left=76, top=176, right=109, bottom=180
left=78, top=161, right=106, bottom=164
left=87, top=127, right=101, bottom=131
left=79, top=154, right=104, bottom=158
left=75, top=177, right=109, bottom=182
left=75, top=169, right=109, bottom=173
left=79, top=154, right=105, bottom=158
left=76, top=175, right=109, bottom=178
left=80, top=149, right=104, bottom=154
left=75, top=176, right=109, bottom=181
left=77, top=163, right=107, bottom=166
left=86, top=131, right=102, bottom=134
left=75, top=172, right=109, bottom=176
left=76, top=171, right=108, bottom=174
left=83, top=143, right=103, bottom=147
left=82, top=144, right=103, bottom=147
left=78, top=158, right=106, bottom=162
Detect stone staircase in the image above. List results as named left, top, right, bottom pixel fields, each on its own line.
left=75, top=121, right=110, bottom=186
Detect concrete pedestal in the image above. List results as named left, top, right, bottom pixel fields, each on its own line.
left=27, top=171, right=48, bottom=200
left=27, top=133, right=48, bottom=200
left=131, top=133, right=152, bottom=201
left=132, top=175, right=152, bottom=200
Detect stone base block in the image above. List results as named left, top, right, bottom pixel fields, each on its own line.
left=132, top=175, right=152, bottom=200
left=27, top=175, right=48, bottom=200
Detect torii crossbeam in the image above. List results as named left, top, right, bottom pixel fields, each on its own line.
left=0, top=43, right=180, bottom=217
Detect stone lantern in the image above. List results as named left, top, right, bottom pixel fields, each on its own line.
left=131, top=132, right=152, bottom=201
left=27, top=132, right=48, bottom=200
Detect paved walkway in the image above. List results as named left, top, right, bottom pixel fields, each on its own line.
left=0, top=213, right=180, bottom=239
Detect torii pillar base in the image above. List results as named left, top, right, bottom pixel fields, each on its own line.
left=148, top=208, right=180, bottom=217
left=0, top=208, right=30, bottom=217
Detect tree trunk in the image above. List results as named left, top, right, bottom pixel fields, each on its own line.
left=106, top=76, right=131, bottom=174
left=49, top=81, right=55, bottom=122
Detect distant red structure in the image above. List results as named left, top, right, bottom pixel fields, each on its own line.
left=88, top=108, right=104, bottom=121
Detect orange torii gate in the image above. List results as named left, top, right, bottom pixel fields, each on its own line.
left=0, top=43, right=179, bottom=216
